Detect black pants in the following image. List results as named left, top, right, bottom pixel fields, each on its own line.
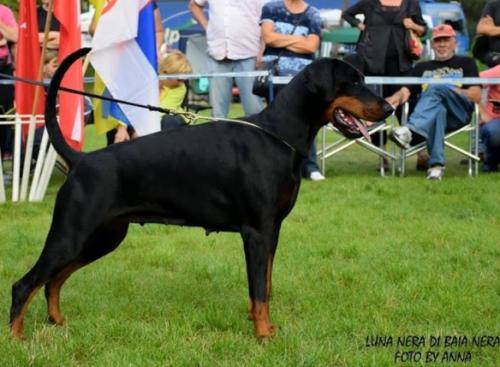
left=0, top=63, right=14, bottom=156
left=365, top=56, right=410, bottom=146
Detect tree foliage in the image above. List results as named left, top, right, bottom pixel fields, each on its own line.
left=2, top=0, right=18, bottom=13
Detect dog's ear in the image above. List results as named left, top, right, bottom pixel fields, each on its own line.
left=303, top=58, right=363, bottom=103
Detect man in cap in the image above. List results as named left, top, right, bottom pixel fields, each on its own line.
left=387, top=24, right=481, bottom=180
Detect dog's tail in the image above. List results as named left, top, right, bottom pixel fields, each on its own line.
left=45, top=47, right=91, bottom=169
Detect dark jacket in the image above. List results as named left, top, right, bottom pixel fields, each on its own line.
left=342, top=0, right=427, bottom=74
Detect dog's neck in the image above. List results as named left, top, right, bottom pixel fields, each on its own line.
left=255, top=79, right=328, bottom=157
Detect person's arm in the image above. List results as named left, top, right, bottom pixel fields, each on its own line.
left=455, top=86, right=481, bottom=104
left=154, top=7, right=164, bottom=50
left=286, top=34, right=320, bottom=54
left=0, top=8, right=18, bottom=43
left=386, top=86, right=411, bottom=108
left=403, top=0, right=427, bottom=37
left=403, top=18, right=426, bottom=37
left=476, top=15, right=500, bottom=37
left=453, top=59, right=482, bottom=104
left=261, top=21, right=305, bottom=49
left=189, top=0, right=208, bottom=31
left=341, top=0, right=368, bottom=31
left=114, top=125, right=131, bottom=143
left=38, top=30, right=59, bottom=49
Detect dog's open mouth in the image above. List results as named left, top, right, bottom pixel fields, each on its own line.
left=332, top=108, right=371, bottom=142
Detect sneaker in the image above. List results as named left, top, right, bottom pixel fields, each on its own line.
left=426, top=165, right=445, bottom=180
left=309, top=171, right=325, bottom=181
left=389, top=126, right=412, bottom=149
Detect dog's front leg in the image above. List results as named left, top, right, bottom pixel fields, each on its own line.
left=241, top=226, right=278, bottom=339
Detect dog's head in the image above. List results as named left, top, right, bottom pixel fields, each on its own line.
left=303, top=59, right=394, bottom=140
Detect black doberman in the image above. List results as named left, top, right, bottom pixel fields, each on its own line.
left=10, top=48, right=393, bottom=340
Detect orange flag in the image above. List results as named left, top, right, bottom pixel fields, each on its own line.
left=15, top=0, right=44, bottom=133
left=54, top=0, right=84, bottom=150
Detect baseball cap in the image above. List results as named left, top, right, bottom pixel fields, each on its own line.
left=431, top=24, right=456, bottom=40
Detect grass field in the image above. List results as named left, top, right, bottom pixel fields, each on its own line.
left=0, top=110, right=499, bottom=366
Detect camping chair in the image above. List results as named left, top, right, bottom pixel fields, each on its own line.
left=396, top=102, right=480, bottom=177
left=182, top=79, right=211, bottom=114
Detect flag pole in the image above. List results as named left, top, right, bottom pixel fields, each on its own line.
left=19, top=0, right=54, bottom=201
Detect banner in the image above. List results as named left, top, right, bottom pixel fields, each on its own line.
left=90, top=0, right=160, bottom=137
left=15, top=0, right=44, bottom=128
left=54, top=0, right=84, bottom=150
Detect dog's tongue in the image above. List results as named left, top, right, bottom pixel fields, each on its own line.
left=353, top=118, right=371, bottom=142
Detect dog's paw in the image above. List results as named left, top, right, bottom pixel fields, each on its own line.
left=255, top=321, right=276, bottom=340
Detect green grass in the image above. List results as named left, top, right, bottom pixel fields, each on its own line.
left=0, top=109, right=499, bottom=366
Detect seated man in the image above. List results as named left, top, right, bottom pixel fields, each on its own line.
left=388, top=24, right=481, bottom=180
left=478, top=65, right=500, bottom=172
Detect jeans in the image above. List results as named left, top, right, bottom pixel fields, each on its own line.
left=207, top=56, right=264, bottom=118
left=407, top=85, right=473, bottom=166
left=480, top=119, right=500, bottom=171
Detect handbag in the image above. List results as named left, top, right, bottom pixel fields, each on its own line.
left=252, top=7, right=310, bottom=98
left=252, top=60, right=279, bottom=98
left=405, top=29, right=423, bottom=60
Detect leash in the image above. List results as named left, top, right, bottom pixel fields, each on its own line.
left=0, top=72, right=297, bottom=153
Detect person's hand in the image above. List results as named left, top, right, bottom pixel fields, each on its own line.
left=385, top=95, right=400, bottom=108
left=358, top=23, right=366, bottom=31
left=255, top=54, right=263, bottom=69
left=478, top=15, right=495, bottom=27
left=403, top=17, right=417, bottom=30
left=114, top=125, right=130, bottom=143
left=386, top=88, right=410, bottom=107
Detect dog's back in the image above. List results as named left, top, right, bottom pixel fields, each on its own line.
left=66, top=122, right=301, bottom=230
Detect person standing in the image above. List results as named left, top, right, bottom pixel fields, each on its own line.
left=342, top=0, right=427, bottom=169
left=260, top=0, right=323, bottom=180
left=189, top=0, right=265, bottom=118
left=37, top=0, right=60, bottom=50
left=0, top=3, right=18, bottom=161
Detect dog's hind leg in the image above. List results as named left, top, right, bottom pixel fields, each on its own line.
left=10, top=215, right=128, bottom=339
left=44, top=221, right=129, bottom=326
left=242, top=224, right=281, bottom=339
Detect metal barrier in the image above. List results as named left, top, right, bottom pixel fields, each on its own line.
left=1, top=73, right=498, bottom=204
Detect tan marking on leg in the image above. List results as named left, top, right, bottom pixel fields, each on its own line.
left=47, top=264, right=81, bottom=325
left=11, top=286, right=42, bottom=340
left=247, top=298, right=255, bottom=320
left=253, top=301, right=275, bottom=339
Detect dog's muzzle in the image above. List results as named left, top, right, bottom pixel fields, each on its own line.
left=332, top=108, right=372, bottom=141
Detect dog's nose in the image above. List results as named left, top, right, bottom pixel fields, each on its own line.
left=383, top=102, right=395, bottom=117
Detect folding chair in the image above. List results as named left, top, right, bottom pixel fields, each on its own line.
left=396, top=102, right=480, bottom=177
left=0, top=114, right=46, bottom=203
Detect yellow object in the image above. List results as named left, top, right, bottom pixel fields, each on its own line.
left=159, top=83, right=187, bottom=120
left=89, top=0, right=122, bottom=135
